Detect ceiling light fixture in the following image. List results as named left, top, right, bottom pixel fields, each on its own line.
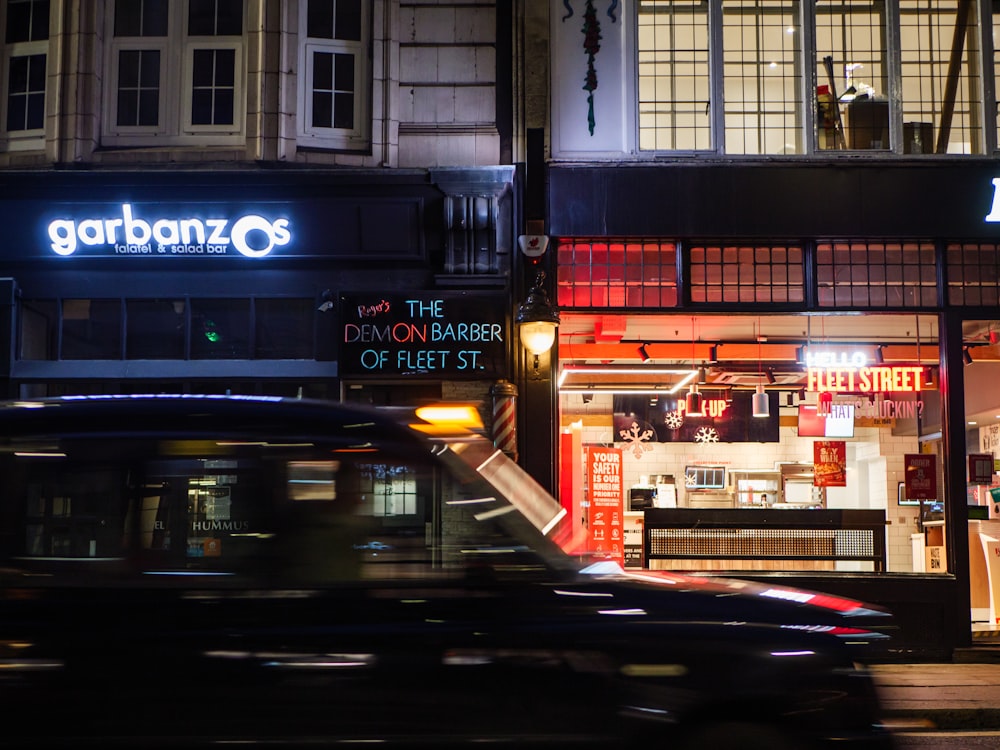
left=638, top=343, right=651, bottom=362
left=753, top=318, right=770, bottom=418
left=685, top=317, right=704, bottom=416
left=964, top=347, right=974, bottom=365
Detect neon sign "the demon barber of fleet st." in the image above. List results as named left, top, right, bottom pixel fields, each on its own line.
left=46, top=204, right=292, bottom=258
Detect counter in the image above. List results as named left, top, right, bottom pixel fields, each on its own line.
left=643, top=508, right=887, bottom=572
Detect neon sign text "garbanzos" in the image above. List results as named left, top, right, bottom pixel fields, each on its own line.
left=46, top=204, right=291, bottom=258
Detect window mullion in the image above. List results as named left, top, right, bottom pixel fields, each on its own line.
left=708, top=0, right=725, bottom=153
left=884, top=0, right=904, bottom=154
left=801, top=0, right=818, bottom=154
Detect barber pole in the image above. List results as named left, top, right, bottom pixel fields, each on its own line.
left=490, top=379, right=518, bottom=460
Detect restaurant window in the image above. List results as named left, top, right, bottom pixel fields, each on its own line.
left=1, top=0, right=49, bottom=149
left=126, top=299, right=187, bottom=359
left=815, top=1, right=889, bottom=151
left=18, top=298, right=56, bottom=360
left=688, top=244, right=804, bottom=303
left=104, top=0, right=245, bottom=146
left=556, top=239, right=679, bottom=308
left=722, top=0, right=803, bottom=155
left=899, top=0, right=982, bottom=154
left=255, top=298, right=315, bottom=359
left=947, top=243, right=1000, bottom=306
left=190, top=298, right=250, bottom=359
left=816, top=241, right=938, bottom=307
left=638, top=0, right=712, bottom=151
left=297, top=0, right=370, bottom=150
left=634, top=0, right=990, bottom=156
left=20, top=297, right=316, bottom=362
left=61, top=299, right=123, bottom=360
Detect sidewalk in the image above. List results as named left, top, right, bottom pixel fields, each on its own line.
left=871, top=658, right=1000, bottom=731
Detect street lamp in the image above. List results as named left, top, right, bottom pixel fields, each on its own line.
left=516, top=271, right=560, bottom=368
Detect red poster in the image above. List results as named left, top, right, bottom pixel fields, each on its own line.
left=905, top=454, right=938, bottom=500
left=813, top=440, right=847, bottom=487
left=586, top=447, right=624, bottom=565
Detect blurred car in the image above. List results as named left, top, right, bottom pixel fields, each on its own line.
left=0, top=394, right=894, bottom=749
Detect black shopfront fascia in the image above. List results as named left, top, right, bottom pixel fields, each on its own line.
left=546, top=160, right=1000, bottom=657
left=0, top=168, right=515, bottom=397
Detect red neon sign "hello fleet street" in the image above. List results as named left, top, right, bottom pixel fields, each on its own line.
left=806, top=366, right=924, bottom=393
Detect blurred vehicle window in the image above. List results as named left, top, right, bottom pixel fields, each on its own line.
left=0, top=435, right=549, bottom=587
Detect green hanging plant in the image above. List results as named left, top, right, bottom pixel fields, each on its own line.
left=581, top=0, right=601, bottom=136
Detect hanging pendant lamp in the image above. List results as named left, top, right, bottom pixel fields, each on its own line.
left=752, top=318, right=769, bottom=418
left=686, top=383, right=704, bottom=416
left=752, top=383, right=770, bottom=418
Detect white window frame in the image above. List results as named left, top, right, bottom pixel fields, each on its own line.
left=296, top=0, right=370, bottom=150
left=0, top=0, right=50, bottom=151
left=103, top=0, right=246, bottom=147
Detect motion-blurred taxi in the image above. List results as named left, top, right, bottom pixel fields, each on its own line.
left=0, top=394, right=894, bottom=749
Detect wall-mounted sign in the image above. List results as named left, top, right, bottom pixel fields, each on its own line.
left=802, top=348, right=869, bottom=368
left=806, top=366, right=924, bottom=393
left=986, top=177, right=1000, bottom=222
left=798, top=403, right=855, bottom=438
left=813, top=440, right=847, bottom=487
left=905, top=453, right=938, bottom=500
left=16, top=196, right=422, bottom=261
left=340, top=292, right=507, bottom=378
left=46, top=203, right=291, bottom=258
left=970, top=453, right=996, bottom=485
left=613, top=391, right=779, bottom=444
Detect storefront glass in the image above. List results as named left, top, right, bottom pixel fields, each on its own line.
left=557, top=312, right=944, bottom=576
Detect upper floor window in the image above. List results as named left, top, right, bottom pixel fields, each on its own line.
left=633, top=0, right=988, bottom=156
left=1, top=0, right=48, bottom=150
left=297, top=0, right=370, bottom=150
left=103, top=0, right=245, bottom=147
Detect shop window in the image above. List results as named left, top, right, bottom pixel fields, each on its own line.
left=722, top=0, right=803, bottom=155
left=815, top=1, right=889, bottom=151
left=18, top=298, right=56, bottom=360
left=816, top=241, right=937, bottom=307
left=899, top=0, right=982, bottom=154
left=638, top=0, right=712, bottom=151
left=632, top=0, right=988, bottom=156
left=126, top=299, right=187, bottom=359
left=255, top=298, right=314, bottom=359
left=556, top=240, right=679, bottom=309
left=995, top=2, right=1000, bottom=150
left=297, top=0, right=370, bottom=151
left=947, top=243, right=1000, bottom=306
left=190, top=298, right=250, bottom=359
left=61, top=299, right=123, bottom=360
left=1, top=0, right=49, bottom=150
left=688, top=244, right=804, bottom=304
left=104, top=0, right=245, bottom=147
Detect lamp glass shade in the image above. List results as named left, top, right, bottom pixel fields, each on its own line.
left=752, top=384, right=770, bottom=418
left=685, top=385, right=704, bottom=416
left=519, top=320, right=557, bottom=356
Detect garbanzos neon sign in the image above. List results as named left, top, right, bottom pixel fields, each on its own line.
left=46, top=204, right=291, bottom=258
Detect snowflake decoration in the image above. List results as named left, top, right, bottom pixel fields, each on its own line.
left=663, top=410, right=683, bottom=430
left=619, top=421, right=654, bottom=459
left=694, top=426, right=720, bottom=443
